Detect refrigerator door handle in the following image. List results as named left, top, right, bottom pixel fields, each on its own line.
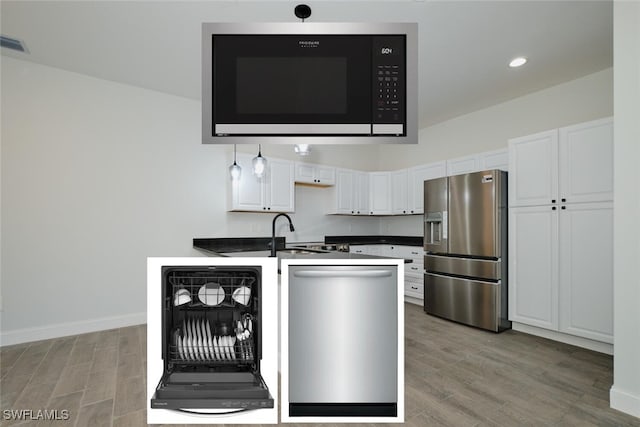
left=425, top=271, right=501, bottom=286
left=292, top=270, right=393, bottom=278
left=442, top=210, right=448, bottom=239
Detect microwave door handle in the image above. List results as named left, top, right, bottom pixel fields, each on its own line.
left=292, top=270, right=393, bottom=279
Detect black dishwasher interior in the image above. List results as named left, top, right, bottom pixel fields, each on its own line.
left=151, top=266, right=274, bottom=410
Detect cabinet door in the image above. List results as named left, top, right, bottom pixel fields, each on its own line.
left=479, top=148, right=508, bottom=172
left=509, top=130, right=559, bottom=207
left=267, top=159, right=294, bottom=212
left=315, top=166, right=336, bottom=186
left=509, top=206, right=559, bottom=330
left=405, top=277, right=424, bottom=299
left=369, top=172, right=391, bottom=215
left=391, top=170, right=409, bottom=214
left=559, top=117, right=613, bottom=204
left=353, top=171, right=369, bottom=215
left=335, top=169, right=354, bottom=214
left=446, top=154, right=479, bottom=176
left=294, top=163, right=316, bottom=184
left=230, top=153, right=265, bottom=211
left=407, top=161, right=446, bottom=214
left=558, top=202, right=613, bottom=343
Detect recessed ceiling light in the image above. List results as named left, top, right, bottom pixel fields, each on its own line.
left=509, top=57, right=528, bottom=68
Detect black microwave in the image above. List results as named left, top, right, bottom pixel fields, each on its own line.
left=202, top=23, right=418, bottom=145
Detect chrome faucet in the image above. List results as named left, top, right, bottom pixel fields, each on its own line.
left=271, top=213, right=295, bottom=257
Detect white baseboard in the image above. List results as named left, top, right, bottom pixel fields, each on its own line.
left=610, top=386, right=640, bottom=418
left=512, top=322, right=613, bottom=355
left=0, top=312, right=146, bottom=347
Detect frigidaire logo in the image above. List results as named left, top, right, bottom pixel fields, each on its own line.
left=299, top=40, right=320, bottom=48
left=381, top=47, right=393, bottom=54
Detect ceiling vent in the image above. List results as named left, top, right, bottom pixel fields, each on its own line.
left=0, top=35, right=28, bottom=53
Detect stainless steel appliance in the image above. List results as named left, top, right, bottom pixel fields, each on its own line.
left=423, top=170, right=510, bottom=332
left=202, top=22, right=418, bottom=145
left=287, top=265, right=398, bottom=417
left=150, top=265, right=274, bottom=411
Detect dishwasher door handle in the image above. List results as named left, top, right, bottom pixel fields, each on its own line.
left=292, top=269, right=393, bottom=278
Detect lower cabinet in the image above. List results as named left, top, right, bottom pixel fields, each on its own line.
left=404, top=275, right=424, bottom=299
left=509, top=202, right=613, bottom=344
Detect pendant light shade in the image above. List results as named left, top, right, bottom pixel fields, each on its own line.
left=294, top=144, right=311, bottom=156
left=252, top=145, right=267, bottom=178
left=229, top=144, right=241, bottom=180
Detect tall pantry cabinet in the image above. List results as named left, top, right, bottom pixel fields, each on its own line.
left=508, top=117, right=614, bottom=346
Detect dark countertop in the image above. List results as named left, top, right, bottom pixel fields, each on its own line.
left=325, top=235, right=423, bottom=246
left=193, top=237, right=285, bottom=253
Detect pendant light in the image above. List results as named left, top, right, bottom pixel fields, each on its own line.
left=229, top=144, right=241, bottom=180
left=252, top=144, right=267, bottom=178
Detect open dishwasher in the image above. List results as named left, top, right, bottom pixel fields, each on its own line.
left=150, top=264, right=274, bottom=413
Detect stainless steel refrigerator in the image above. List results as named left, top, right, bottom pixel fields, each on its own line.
left=423, top=170, right=510, bottom=332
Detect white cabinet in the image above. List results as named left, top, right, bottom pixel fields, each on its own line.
left=229, top=153, right=294, bottom=213
left=509, top=117, right=613, bottom=207
left=391, top=170, right=409, bottom=214
left=334, top=169, right=354, bottom=214
left=446, top=154, right=479, bottom=176
left=369, top=172, right=392, bottom=215
left=509, top=206, right=559, bottom=330
left=559, top=118, right=614, bottom=204
left=353, top=171, right=370, bottom=215
left=295, top=163, right=336, bottom=186
left=267, top=159, right=296, bottom=212
left=407, top=161, right=446, bottom=215
left=508, top=129, right=559, bottom=207
left=558, top=202, right=613, bottom=343
left=333, top=169, right=369, bottom=215
left=508, top=118, right=614, bottom=346
left=479, top=148, right=508, bottom=171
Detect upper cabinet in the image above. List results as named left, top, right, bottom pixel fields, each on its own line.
left=407, top=161, right=447, bottom=214
left=332, top=169, right=370, bottom=215
left=508, top=129, right=559, bottom=207
left=369, top=172, right=392, bottom=215
left=295, top=163, right=336, bottom=186
left=509, top=118, right=613, bottom=207
left=478, top=149, right=508, bottom=172
left=446, top=154, right=479, bottom=176
left=391, top=170, right=409, bottom=215
left=559, top=118, right=614, bottom=204
left=229, top=153, right=294, bottom=213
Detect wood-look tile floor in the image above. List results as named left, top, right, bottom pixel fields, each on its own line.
left=1, top=303, right=638, bottom=426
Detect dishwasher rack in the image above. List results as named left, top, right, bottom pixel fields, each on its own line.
left=168, top=271, right=256, bottom=309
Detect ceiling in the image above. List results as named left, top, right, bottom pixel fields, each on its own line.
left=1, top=1, right=613, bottom=128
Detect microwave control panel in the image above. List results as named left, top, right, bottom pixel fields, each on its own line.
left=372, top=35, right=406, bottom=134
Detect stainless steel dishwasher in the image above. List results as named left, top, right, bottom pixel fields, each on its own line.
left=288, top=265, right=398, bottom=417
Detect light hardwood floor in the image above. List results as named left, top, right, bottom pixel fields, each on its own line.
left=1, top=303, right=638, bottom=426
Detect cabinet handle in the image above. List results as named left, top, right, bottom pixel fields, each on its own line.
left=552, top=206, right=556, bottom=210
left=411, top=286, right=418, bottom=290
left=351, top=211, right=355, bottom=214
left=552, top=199, right=556, bottom=203
left=370, top=212, right=373, bottom=215
left=411, top=210, right=414, bottom=213
left=263, top=207, right=266, bottom=210
left=411, top=252, right=418, bottom=255
left=561, top=206, right=566, bottom=210
left=562, top=198, right=566, bottom=202
left=357, top=211, right=360, bottom=214
left=268, top=207, right=271, bottom=210
left=403, top=210, right=406, bottom=214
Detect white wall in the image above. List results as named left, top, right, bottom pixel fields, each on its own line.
left=379, top=67, right=613, bottom=236
left=0, top=57, right=379, bottom=344
left=610, top=1, right=640, bottom=418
